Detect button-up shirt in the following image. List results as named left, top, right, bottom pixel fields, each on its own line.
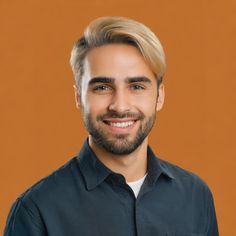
left=4, top=140, right=219, bottom=236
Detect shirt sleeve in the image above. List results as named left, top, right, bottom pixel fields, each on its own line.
left=206, top=190, right=219, bottom=236
left=4, top=198, right=47, bottom=236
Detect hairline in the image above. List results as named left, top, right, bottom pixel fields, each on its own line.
left=75, top=42, right=163, bottom=92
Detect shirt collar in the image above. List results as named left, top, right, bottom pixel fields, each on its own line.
left=147, top=147, right=175, bottom=182
left=76, top=140, right=175, bottom=191
left=76, top=139, right=112, bottom=190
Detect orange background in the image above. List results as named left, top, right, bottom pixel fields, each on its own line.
left=0, top=0, right=235, bottom=235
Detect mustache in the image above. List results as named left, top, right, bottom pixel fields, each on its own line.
left=97, top=111, right=144, bottom=121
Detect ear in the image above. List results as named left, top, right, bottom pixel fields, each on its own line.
left=156, top=83, right=165, bottom=112
left=73, top=85, right=81, bottom=109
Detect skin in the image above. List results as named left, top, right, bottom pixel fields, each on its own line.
left=75, top=44, right=165, bottom=182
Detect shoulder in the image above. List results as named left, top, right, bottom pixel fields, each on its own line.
left=159, top=158, right=212, bottom=196
left=5, top=157, right=82, bottom=234
left=18, top=156, right=81, bottom=206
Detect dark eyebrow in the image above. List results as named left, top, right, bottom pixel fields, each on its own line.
left=88, top=77, right=115, bottom=86
left=88, top=76, right=152, bottom=86
left=125, top=76, right=152, bottom=84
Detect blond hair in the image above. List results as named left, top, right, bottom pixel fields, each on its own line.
left=70, top=16, right=166, bottom=88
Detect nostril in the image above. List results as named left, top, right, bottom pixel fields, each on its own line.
left=108, top=100, right=131, bottom=112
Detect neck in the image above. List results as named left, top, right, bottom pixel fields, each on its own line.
left=88, top=136, right=148, bottom=182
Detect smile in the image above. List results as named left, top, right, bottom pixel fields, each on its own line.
left=108, top=121, right=135, bottom=128
left=103, top=119, right=137, bottom=130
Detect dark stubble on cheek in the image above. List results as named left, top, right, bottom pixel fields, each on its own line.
left=83, top=110, right=156, bottom=155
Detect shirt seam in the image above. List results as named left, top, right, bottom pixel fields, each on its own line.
left=18, top=197, right=46, bottom=232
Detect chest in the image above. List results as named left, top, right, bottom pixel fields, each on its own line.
left=41, top=182, right=207, bottom=236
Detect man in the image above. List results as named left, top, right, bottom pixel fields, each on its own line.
left=4, top=16, right=219, bottom=236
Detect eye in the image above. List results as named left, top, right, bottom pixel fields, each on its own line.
left=92, top=84, right=113, bottom=93
left=130, top=84, right=145, bottom=90
left=94, top=85, right=110, bottom=90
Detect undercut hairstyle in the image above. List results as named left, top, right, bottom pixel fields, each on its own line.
left=70, top=16, right=166, bottom=89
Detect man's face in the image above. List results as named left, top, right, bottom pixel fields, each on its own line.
left=76, top=44, right=164, bottom=155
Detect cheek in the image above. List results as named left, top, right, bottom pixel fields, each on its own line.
left=134, top=95, right=157, bottom=113
left=138, top=104, right=157, bottom=116
left=85, top=95, right=110, bottom=115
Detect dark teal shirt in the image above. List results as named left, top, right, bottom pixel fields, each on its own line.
left=4, top=140, right=219, bottom=236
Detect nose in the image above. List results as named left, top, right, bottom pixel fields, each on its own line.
left=108, top=89, right=131, bottom=112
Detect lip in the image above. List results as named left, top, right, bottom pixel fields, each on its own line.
left=103, top=118, right=137, bottom=122
left=103, top=119, right=138, bottom=133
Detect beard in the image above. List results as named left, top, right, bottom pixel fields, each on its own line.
left=82, top=109, right=156, bottom=155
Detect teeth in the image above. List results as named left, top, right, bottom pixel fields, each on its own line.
left=109, top=121, right=134, bottom=128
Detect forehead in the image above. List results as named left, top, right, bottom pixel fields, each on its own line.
left=83, top=44, right=156, bottom=80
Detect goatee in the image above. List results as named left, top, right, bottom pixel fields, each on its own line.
left=83, top=110, right=156, bottom=155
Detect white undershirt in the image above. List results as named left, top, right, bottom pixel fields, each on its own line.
left=127, top=174, right=147, bottom=198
